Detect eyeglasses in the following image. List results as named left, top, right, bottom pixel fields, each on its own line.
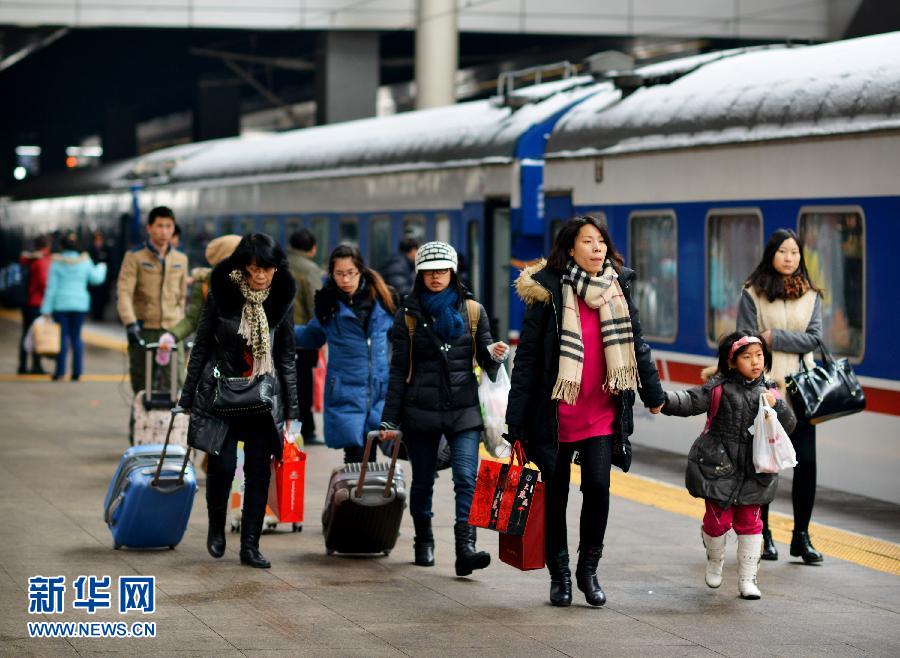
left=423, top=268, right=451, bottom=276
left=333, top=269, right=360, bottom=280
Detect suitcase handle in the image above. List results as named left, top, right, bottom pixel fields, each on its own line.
left=356, top=430, right=403, bottom=499
left=144, top=343, right=179, bottom=404
left=152, top=407, right=191, bottom=488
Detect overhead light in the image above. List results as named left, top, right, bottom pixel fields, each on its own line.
left=15, top=145, right=41, bottom=157
left=13, top=166, right=27, bottom=180
left=66, top=146, right=103, bottom=157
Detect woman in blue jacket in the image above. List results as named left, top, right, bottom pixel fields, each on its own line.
left=41, top=233, right=107, bottom=380
left=295, top=245, right=396, bottom=462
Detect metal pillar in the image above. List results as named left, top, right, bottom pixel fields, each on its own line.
left=415, top=0, right=458, bottom=110
left=315, top=31, right=379, bottom=125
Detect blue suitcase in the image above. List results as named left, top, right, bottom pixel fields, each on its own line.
left=104, top=411, right=196, bottom=550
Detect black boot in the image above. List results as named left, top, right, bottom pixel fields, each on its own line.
left=547, top=549, right=572, bottom=607
left=206, top=508, right=226, bottom=558
left=413, top=517, right=435, bottom=567
left=239, top=506, right=271, bottom=569
left=575, top=546, right=606, bottom=607
left=454, top=522, right=490, bottom=576
left=761, top=528, right=778, bottom=561
left=790, top=530, right=823, bottom=564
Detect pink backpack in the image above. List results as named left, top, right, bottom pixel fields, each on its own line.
left=703, top=384, right=723, bottom=433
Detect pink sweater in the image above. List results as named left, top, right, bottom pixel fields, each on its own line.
left=557, top=297, right=617, bottom=442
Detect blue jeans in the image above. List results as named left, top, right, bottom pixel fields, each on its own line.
left=406, top=429, right=480, bottom=525
left=52, top=311, right=86, bottom=378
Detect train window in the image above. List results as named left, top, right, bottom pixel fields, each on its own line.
left=310, top=216, right=330, bottom=266
left=285, top=216, right=303, bottom=240
left=799, top=209, right=865, bottom=358
left=629, top=212, right=677, bottom=341
left=235, top=216, right=255, bottom=235
left=435, top=214, right=451, bottom=244
left=262, top=216, right=281, bottom=244
left=467, top=220, right=482, bottom=300
left=706, top=210, right=763, bottom=344
left=189, top=218, right=217, bottom=265
left=403, top=214, right=426, bottom=241
left=368, top=215, right=391, bottom=269
left=339, top=215, right=359, bottom=246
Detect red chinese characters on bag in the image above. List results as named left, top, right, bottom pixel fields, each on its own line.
left=268, top=440, right=306, bottom=523
left=468, top=442, right=538, bottom=536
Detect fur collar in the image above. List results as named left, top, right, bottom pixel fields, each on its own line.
left=210, top=256, right=296, bottom=326
left=515, top=259, right=636, bottom=306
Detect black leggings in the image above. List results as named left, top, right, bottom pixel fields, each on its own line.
left=544, top=436, right=612, bottom=554
left=762, top=420, right=816, bottom=533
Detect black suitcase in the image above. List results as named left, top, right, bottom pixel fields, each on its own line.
left=322, top=431, right=406, bottom=556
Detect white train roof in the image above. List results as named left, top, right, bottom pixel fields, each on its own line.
left=547, top=31, right=900, bottom=157
left=164, top=78, right=597, bottom=183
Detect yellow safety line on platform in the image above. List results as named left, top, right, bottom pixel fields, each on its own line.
left=479, top=446, right=900, bottom=576
left=0, top=308, right=128, bottom=353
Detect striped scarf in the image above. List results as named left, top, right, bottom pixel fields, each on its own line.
left=553, top=260, right=638, bottom=404
left=229, top=270, right=274, bottom=378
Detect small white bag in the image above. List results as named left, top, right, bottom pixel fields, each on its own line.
left=479, top=365, right=512, bottom=458
left=750, top=393, right=798, bottom=474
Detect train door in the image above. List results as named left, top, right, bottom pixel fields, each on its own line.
left=544, top=193, right=573, bottom=254
left=483, top=199, right=511, bottom=340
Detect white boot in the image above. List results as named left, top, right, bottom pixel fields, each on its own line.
left=701, top=529, right=726, bottom=588
left=737, top=534, right=762, bottom=600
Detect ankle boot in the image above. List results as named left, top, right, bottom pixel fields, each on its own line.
left=547, top=549, right=572, bottom=607
left=239, top=506, right=271, bottom=569
left=761, top=528, right=778, bottom=561
left=206, top=508, right=226, bottom=558
left=790, top=530, right=823, bottom=564
left=413, top=517, right=435, bottom=567
left=575, top=545, right=606, bottom=607
left=701, top=529, right=726, bottom=588
left=453, top=522, right=490, bottom=577
left=737, top=534, right=762, bottom=599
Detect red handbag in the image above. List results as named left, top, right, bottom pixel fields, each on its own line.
left=499, top=480, right=545, bottom=570
left=269, top=440, right=306, bottom=524
left=468, top=442, right=539, bottom=536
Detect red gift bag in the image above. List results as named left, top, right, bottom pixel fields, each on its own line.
left=269, top=440, right=306, bottom=523
left=468, top=442, right=539, bottom=536
left=499, top=481, right=545, bottom=570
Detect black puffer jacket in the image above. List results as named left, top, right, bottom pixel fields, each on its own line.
left=179, top=257, right=299, bottom=459
left=381, top=288, right=500, bottom=436
left=505, top=260, right=666, bottom=475
left=663, top=372, right=797, bottom=508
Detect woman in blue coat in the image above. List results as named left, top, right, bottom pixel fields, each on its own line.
left=294, top=245, right=396, bottom=462
left=41, top=233, right=107, bottom=381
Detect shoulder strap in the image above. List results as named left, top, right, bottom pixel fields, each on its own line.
left=704, top=384, right=723, bottom=432
left=404, top=313, right=416, bottom=384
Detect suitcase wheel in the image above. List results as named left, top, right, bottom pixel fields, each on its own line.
left=113, top=543, right=122, bottom=550
left=169, top=545, right=175, bottom=550
left=382, top=550, right=391, bottom=556
left=326, top=548, right=336, bottom=556
left=292, top=523, right=302, bottom=533
left=230, top=521, right=241, bottom=533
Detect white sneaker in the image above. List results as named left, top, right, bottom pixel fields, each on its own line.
left=701, top=529, right=726, bottom=588
left=737, top=534, right=763, bottom=599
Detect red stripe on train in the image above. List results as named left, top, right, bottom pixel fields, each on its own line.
left=660, top=360, right=900, bottom=416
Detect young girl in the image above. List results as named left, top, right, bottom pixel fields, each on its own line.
left=662, top=330, right=796, bottom=599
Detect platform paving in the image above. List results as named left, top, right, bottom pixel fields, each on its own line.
left=0, top=320, right=898, bottom=657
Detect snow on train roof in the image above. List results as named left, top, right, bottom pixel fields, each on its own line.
left=547, top=31, right=900, bottom=157
left=167, top=78, right=596, bottom=183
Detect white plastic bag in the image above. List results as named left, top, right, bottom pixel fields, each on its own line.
left=479, top=365, right=511, bottom=458
left=750, top=393, right=798, bottom=474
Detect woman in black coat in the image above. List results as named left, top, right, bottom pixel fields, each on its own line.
left=179, top=233, right=299, bottom=569
left=506, top=216, right=665, bottom=607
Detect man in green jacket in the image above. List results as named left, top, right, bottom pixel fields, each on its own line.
left=288, top=228, right=325, bottom=444
left=116, top=206, right=188, bottom=394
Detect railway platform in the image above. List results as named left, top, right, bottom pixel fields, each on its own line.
left=0, top=316, right=898, bottom=657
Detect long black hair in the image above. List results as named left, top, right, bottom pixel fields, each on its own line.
left=546, top=215, right=624, bottom=272
left=328, top=244, right=396, bottom=313
left=231, top=232, right=288, bottom=271
left=745, top=229, right=819, bottom=302
left=716, top=330, right=772, bottom=376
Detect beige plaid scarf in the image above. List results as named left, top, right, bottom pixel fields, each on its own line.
left=552, top=260, right=638, bottom=404
left=229, top=270, right=274, bottom=377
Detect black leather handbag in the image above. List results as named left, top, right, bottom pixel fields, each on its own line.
left=785, top=340, right=866, bottom=424
left=211, top=365, right=275, bottom=417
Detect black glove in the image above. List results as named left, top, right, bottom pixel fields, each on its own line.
left=504, top=424, right=525, bottom=446
left=126, top=323, right=145, bottom=348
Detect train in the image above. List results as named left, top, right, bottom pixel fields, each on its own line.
left=2, top=31, right=898, bottom=502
